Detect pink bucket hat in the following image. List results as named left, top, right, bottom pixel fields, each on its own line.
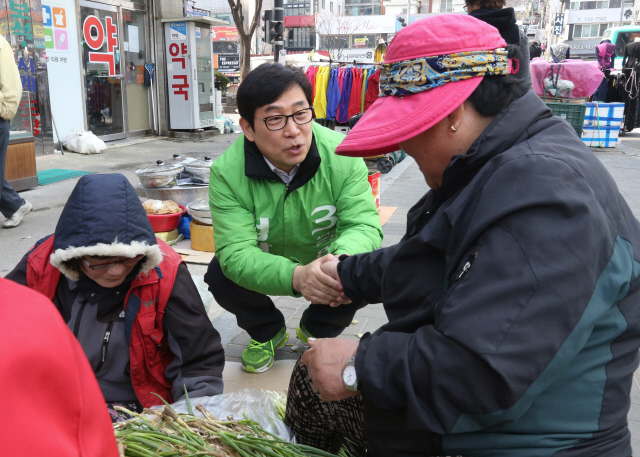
left=335, top=14, right=510, bottom=157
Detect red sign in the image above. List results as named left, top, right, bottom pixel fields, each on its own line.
left=283, top=15, right=315, bottom=28
left=169, top=42, right=189, bottom=100
left=211, top=26, right=239, bottom=41
left=83, top=15, right=118, bottom=76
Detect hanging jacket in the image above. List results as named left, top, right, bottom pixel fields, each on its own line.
left=0, top=277, right=120, bottom=456
left=348, top=68, right=362, bottom=119
left=326, top=68, right=341, bottom=121
left=596, top=41, right=616, bottom=70
left=336, top=68, right=345, bottom=120
left=338, top=90, right=640, bottom=456
left=313, top=67, right=330, bottom=119
left=6, top=174, right=225, bottom=408
left=364, top=69, right=380, bottom=112
left=338, top=69, right=353, bottom=123
left=360, top=69, right=368, bottom=113
left=208, top=122, right=382, bottom=297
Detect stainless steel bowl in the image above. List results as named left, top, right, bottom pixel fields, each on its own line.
left=138, top=183, right=209, bottom=208
left=187, top=199, right=212, bottom=225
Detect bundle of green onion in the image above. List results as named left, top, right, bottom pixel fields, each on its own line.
left=113, top=402, right=352, bottom=457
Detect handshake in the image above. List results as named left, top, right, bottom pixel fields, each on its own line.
left=292, top=254, right=351, bottom=306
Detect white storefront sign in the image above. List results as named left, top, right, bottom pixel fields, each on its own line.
left=317, top=14, right=397, bottom=35
left=567, top=8, right=630, bottom=24
left=42, top=0, right=84, bottom=142
left=340, top=48, right=375, bottom=62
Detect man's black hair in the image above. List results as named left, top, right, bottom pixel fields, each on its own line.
left=237, top=64, right=313, bottom=129
left=466, top=45, right=529, bottom=117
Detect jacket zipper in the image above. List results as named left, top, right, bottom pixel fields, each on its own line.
left=433, top=252, right=477, bottom=317
left=73, top=299, right=88, bottom=338
left=95, top=321, right=114, bottom=372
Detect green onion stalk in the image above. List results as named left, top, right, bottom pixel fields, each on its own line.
left=113, top=392, right=355, bottom=457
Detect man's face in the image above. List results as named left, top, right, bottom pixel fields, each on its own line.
left=240, top=85, right=313, bottom=174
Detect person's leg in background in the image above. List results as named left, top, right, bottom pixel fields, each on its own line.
left=204, top=257, right=288, bottom=373
left=0, top=118, right=32, bottom=228
left=297, top=297, right=369, bottom=342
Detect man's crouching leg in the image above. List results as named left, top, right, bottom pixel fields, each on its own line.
left=285, top=359, right=368, bottom=455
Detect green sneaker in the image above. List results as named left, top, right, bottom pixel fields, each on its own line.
left=241, top=327, right=288, bottom=373
left=296, top=317, right=314, bottom=345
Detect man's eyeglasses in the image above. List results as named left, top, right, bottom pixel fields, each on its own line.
left=263, top=107, right=314, bottom=131
left=82, top=255, right=144, bottom=271
left=463, top=5, right=468, bottom=11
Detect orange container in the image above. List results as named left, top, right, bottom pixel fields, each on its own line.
left=368, top=171, right=381, bottom=211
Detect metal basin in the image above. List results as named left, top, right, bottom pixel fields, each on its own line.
left=187, top=199, right=212, bottom=225
left=138, top=183, right=209, bottom=208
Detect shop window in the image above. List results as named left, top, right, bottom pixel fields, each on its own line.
left=440, top=0, right=453, bottom=12
left=573, top=23, right=601, bottom=37
left=351, top=34, right=376, bottom=48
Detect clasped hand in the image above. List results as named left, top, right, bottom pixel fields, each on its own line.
left=292, top=255, right=350, bottom=306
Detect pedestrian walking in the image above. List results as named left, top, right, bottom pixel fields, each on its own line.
left=466, top=0, right=531, bottom=87
left=0, top=35, right=32, bottom=228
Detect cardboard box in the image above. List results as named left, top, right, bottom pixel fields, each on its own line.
left=190, top=220, right=215, bottom=252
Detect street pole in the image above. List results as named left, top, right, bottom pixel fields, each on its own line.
left=407, top=0, right=410, bottom=25
left=274, top=0, right=284, bottom=63
left=619, top=0, right=624, bottom=26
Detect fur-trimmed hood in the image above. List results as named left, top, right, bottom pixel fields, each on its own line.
left=50, top=174, right=162, bottom=281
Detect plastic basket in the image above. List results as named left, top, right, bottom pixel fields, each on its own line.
left=545, top=101, right=587, bottom=136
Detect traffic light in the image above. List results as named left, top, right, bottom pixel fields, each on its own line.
left=262, top=10, right=273, bottom=43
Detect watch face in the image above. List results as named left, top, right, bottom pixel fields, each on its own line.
left=343, top=365, right=357, bottom=387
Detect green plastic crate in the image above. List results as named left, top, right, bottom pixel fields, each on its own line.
left=545, top=101, right=587, bottom=137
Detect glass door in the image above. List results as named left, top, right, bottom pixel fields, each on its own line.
left=80, top=1, right=125, bottom=140
left=122, top=9, right=151, bottom=134
left=195, top=25, right=215, bottom=127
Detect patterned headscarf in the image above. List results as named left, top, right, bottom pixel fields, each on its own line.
left=379, top=49, right=516, bottom=97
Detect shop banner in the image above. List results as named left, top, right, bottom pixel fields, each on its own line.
left=317, top=14, right=397, bottom=35
left=216, top=53, right=239, bottom=70
left=560, top=39, right=600, bottom=56
left=567, top=8, right=630, bottom=24
left=212, top=26, right=239, bottom=41
left=340, top=48, right=375, bottom=62
left=43, top=0, right=84, bottom=142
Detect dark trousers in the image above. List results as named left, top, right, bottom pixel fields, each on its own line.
left=0, top=118, right=24, bottom=218
left=204, top=256, right=367, bottom=342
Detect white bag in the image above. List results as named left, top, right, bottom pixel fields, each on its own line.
left=63, top=129, right=107, bottom=154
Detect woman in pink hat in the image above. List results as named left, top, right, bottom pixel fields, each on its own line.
left=284, top=13, right=640, bottom=457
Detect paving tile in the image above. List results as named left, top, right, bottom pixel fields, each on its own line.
left=224, top=343, right=245, bottom=359
left=353, top=306, right=388, bottom=319
left=230, top=332, right=251, bottom=346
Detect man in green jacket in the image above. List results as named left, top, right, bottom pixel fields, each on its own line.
left=205, top=64, right=383, bottom=373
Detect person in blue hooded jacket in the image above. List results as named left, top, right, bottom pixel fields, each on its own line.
left=5, top=173, right=225, bottom=419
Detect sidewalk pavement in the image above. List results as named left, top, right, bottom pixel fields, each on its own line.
left=2, top=130, right=640, bottom=450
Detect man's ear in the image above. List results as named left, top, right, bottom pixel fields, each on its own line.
left=239, top=118, right=255, bottom=142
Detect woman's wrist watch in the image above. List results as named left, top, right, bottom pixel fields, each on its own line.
left=343, top=355, right=358, bottom=391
